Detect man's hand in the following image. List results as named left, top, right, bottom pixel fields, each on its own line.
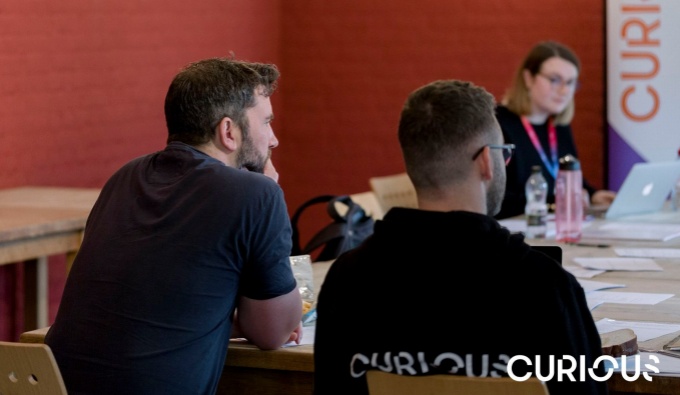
left=264, top=158, right=279, bottom=183
left=286, top=322, right=304, bottom=345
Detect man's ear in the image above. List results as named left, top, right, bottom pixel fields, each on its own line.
left=478, top=146, right=494, bottom=181
left=217, top=117, right=239, bottom=152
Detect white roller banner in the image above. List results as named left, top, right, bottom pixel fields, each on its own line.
left=607, top=0, right=680, bottom=189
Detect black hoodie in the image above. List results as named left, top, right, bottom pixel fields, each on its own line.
left=314, top=208, right=607, bottom=395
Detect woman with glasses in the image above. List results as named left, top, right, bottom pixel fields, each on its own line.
left=494, top=40, right=616, bottom=220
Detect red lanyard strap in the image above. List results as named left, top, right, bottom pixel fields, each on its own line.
left=521, top=116, right=558, bottom=179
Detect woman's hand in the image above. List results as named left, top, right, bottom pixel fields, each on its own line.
left=591, top=189, right=617, bottom=207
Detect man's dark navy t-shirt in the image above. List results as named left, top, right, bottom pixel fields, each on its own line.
left=46, top=142, right=297, bottom=395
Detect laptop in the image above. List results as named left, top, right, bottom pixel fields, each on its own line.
left=604, top=161, right=680, bottom=219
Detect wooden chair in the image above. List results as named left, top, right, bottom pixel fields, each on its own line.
left=0, top=341, right=68, bottom=395
left=366, top=370, right=549, bottom=395
left=369, top=172, right=418, bottom=213
left=349, top=191, right=385, bottom=220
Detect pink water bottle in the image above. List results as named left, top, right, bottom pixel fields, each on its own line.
left=555, top=154, right=583, bottom=243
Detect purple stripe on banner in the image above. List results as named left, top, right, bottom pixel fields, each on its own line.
left=608, top=124, right=645, bottom=191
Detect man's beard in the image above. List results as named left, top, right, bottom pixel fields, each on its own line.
left=236, top=133, right=269, bottom=174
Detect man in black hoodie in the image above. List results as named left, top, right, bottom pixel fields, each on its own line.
left=313, top=80, right=607, bottom=395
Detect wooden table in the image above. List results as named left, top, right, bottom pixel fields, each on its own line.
left=18, top=215, right=680, bottom=395
left=530, top=241, right=680, bottom=395
left=0, top=186, right=100, bottom=330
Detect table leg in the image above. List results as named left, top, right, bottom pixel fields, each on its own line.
left=23, top=256, right=49, bottom=331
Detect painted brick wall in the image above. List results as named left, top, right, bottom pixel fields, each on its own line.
left=278, top=0, right=606, bottom=245
left=0, top=0, right=606, bottom=340
left=0, top=0, right=282, bottom=341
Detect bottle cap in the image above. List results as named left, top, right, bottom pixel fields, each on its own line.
left=531, top=165, right=542, bottom=173
left=559, top=154, right=581, bottom=170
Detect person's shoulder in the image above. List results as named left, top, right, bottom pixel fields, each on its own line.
left=554, top=121, right=575, bottom=136
left=524, top=248, right=581, bottom=288
left=194, top=160, right=279, bottom=191
left=231, top=167, right=279, bottom=187
left=323, top=238, right=375, bottom=281
left=494, top=105, right=519, bottom=122
left=186, top=162, right=285, bottom=214
left=494, top=104, right=511, bottom=115
left=223, top=170, right=285, bottom=209
left=104, top=152, right=154, bottom=182
left=244, top=172, right=284, bottom=200
left=327, top=242, right=367, bottom=270
left=494, top=106, right=524, bottom=142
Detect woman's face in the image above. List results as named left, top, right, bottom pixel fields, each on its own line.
left=524, top=56, right=579, bottom=118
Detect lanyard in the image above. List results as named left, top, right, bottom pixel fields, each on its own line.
left=521, top=116, right=558, bottom=179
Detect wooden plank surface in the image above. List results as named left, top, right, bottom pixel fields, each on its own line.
left=0, top=232, right=83, bottom=266
left=0, top=186, right=100, bottom=210
left=0, top=186, right=100, bottom=330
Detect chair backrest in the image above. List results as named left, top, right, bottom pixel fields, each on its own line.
left=0, top=341, right=68, bottom=395
left=369, top=172, right=417, bottom=213
left=366, top=370, right=549, bottom=395
left=348, top=191, right=385, bottom=220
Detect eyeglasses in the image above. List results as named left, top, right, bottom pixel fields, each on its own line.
left=537, top=72, right=580, bottom=91
left=472, top=144, right=515, bottom=166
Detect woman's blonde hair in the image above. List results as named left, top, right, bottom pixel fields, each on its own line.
left=502, top=41, right=580, bottom=125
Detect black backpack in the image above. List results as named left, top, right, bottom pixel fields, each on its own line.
left=291, top=194, right=375, bottom=262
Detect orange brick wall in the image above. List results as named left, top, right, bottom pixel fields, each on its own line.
left=0, top=0, right=605, bottom=340
left=278, top=1, right=606, bottom=241
left=0, top=0, right=282, bottom=341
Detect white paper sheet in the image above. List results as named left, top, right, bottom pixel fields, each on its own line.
left=232, top=324, right=316, bottom=348
left=577, top=279, right=626, bottom=293
left=283, top=324, right=315, bottom=347
left=587, top=299, right=603, bottom=311
left=563, top=265, right=606, bottom=278
left=587, top=291, right=674, bottom=307
left=596, top=318, right=680, bottom=342
left=573, top=257, right=663, bottom=271
left=614, top=247, right=680, bottom=259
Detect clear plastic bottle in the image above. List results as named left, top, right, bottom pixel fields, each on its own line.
left=555, top=154, right=583, bottom=243
left=525, top=165, right=548, bottom=238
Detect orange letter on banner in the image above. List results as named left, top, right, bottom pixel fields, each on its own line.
left=621, top=86, right=659, bottom=122
left=620, top=52, right=659, bottom=80
left=622, top=5, right=661, bottom=13
left=621, top=18, right=660, bottom=47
